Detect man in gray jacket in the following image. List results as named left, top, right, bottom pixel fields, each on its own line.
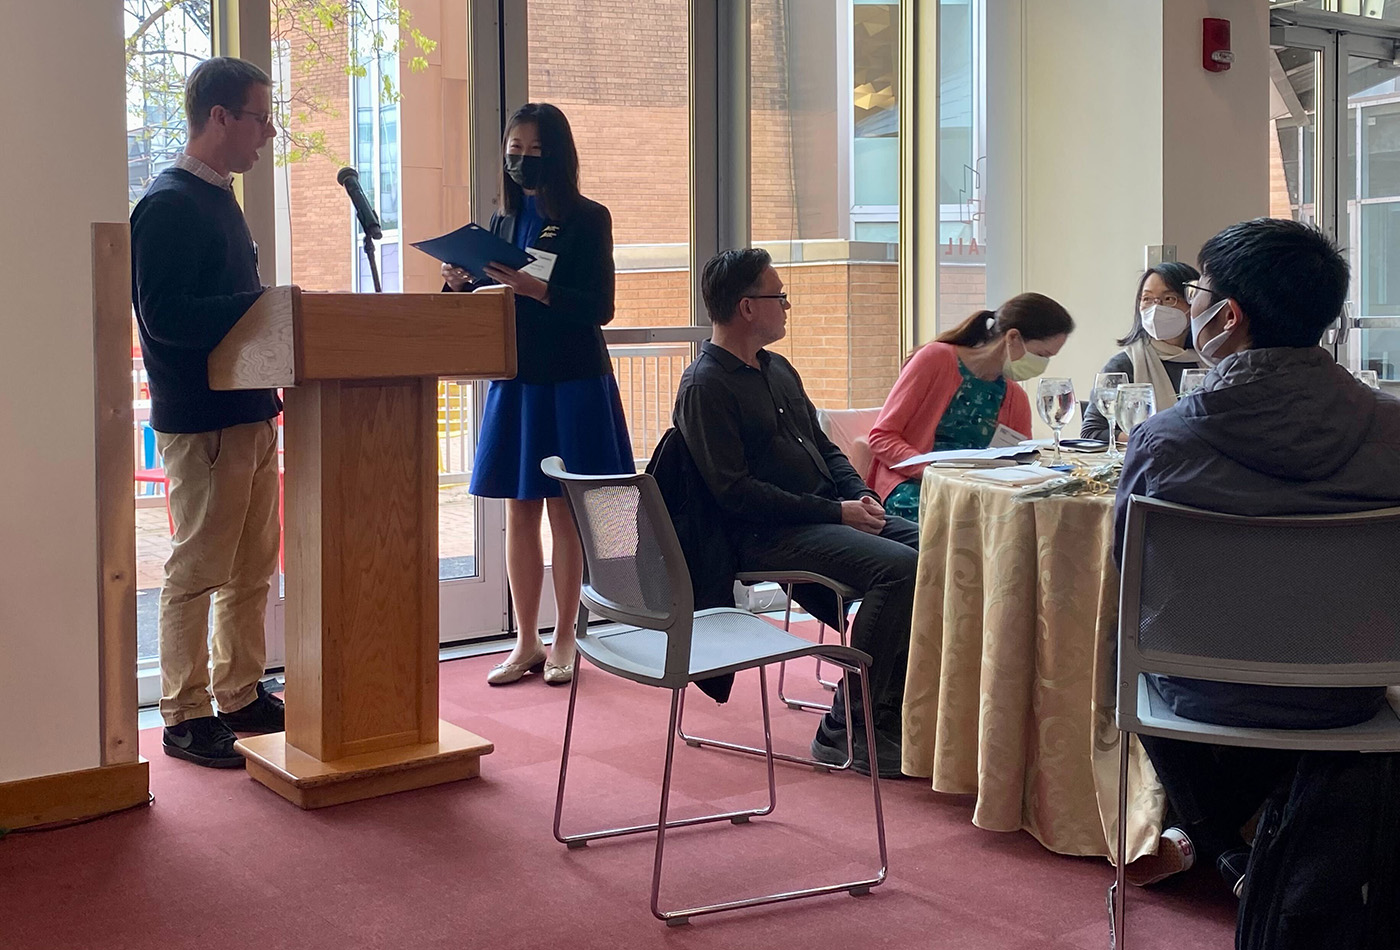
left=1111, top=217, right=1400, bottom=892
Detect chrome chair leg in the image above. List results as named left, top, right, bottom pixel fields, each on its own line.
left=1112, top=732, right=1130, bottom=949
left=677, top=662, right=853, bottom=771
left=653, top=665, right=884, bottom=925
left=556, top=668, right=777, bottom=850
left=813, top=595, right=847, bottom=693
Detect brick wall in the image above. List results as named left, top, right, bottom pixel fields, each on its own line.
left=279, top=13, right=354, bottom=291
left=278, top=1, right=903, bottom=425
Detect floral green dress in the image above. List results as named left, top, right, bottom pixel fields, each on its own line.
left=884, top=360, right=1006, bottom=522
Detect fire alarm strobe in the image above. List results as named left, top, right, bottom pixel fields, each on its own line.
left=1203, top=17, right=1233, bottom=72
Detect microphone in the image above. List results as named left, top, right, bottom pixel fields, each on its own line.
left=336, top=167, right=382, bottom=240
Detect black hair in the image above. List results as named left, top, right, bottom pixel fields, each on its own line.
left=1118, top=262, right=1201, bottom=347
left=936, top=292, right=1076, bottom=348
left=701, top=248, right=774, bottom=325
left=1197, top=218, right=1349, bottom=348
left=501, top=103, right=582, bottom=222
left=184, top=57, right=271, bottom=136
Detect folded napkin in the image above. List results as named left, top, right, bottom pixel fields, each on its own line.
left=961, top=465, right=1060, bottom=486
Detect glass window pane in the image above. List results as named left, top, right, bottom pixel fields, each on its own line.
left=126, top=0, right=214, bottom=662
left=1362, top=103, right=1400, bottom=198
left=526, top=0, right=692, bottom=466
left=938, top=0, right=988, bottom=324
left=751, top=0, right=902, bottom=412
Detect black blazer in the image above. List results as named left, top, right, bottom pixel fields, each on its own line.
left=450, top=195, right=617, bottom=384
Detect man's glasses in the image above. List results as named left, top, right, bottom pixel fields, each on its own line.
left=745, top=293, right=788, bottom=303
left=1183, top=282, right=1215, bottom=303
left=231, top=109, right=274, bottom=127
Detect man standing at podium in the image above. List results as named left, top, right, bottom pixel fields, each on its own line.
left=131, top=57, right=284, bottom=768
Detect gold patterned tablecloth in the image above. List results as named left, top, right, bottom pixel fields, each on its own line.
left=901, top=463, right=1165, bottom=860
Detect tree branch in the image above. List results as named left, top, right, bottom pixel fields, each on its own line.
left=127, top=0, right=200, bottom=55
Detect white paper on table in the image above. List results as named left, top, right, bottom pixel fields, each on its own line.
left=988, top=423, right=1029, bottom=448
left=961, top=465, right=1060, bottom=486
left=892, top=445, right=1038, bottom=470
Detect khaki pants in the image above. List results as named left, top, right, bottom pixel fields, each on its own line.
left=156, top=419, right=280, bottom=726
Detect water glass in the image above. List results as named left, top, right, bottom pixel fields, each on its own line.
left=1093, top=372, right=1129, bottom=459
left=1179, top=369, right=1209, bottom=395
left=1036, top=377, right=1077, bottom=465
left=1355, top=369, right=1380, bottom=389
left=1116, top=384, right=1157, bottom=443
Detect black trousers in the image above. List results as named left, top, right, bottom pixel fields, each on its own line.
left=1138, top=734, right=1300, bottom=866
left=733, top=514, right=919, bottom=734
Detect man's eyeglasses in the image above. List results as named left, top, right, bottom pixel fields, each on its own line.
left=1182, top=282, right=1215, bottom=303
left=745, top=293, right=789, bottom=303
left=231, top=109, right=274, bottom=127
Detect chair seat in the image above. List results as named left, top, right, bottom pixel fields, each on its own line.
left=578, top=607, right=871, bottom=688
left=734, top=571, right=860, bottom=602
left=1133, top=675, right=1400, bottom=752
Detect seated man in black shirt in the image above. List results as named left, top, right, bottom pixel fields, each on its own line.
left=674, top=248, right=919, bottom=778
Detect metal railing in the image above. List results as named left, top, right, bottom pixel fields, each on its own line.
left=134, top=326, right=711, bottom=496
left=437, top=325, right=709, bottom=483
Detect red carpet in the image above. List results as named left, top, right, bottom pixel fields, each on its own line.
left=1, top=638, right=1236, bottom=949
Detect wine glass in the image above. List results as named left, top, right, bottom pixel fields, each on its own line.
left=1355, top=369, right=1380, bottom=389
left=1093, top=372, right=1129, bottom=459
left=1036, top=377, right=1077, bottom=465
left=1116, top=384, right=1157, bottom=444
left=1179, top=369, right=1209, bottom=395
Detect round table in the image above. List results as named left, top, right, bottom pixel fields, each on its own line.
left=900, top=458, right=1165, bottom=860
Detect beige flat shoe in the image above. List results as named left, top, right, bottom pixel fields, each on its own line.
left=486, top=646, right=547, bottom=686
left=543, top=652, right=575, bottom=686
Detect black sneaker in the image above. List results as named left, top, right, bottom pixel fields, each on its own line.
left=217, top=681, right=285, bottom=734
left=810, top=716, right=905, bottom=779
left=163, top=716, right=244, bottom=769
left=1218, top=847, right=1251, bottom=898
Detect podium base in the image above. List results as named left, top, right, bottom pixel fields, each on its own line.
left=236, top=721, right=494, bottom=809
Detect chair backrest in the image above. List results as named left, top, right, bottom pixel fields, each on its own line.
left=541, top=457, right=696, bottom=679
left=1119, top=495, right=1400, bottom=695
left=818, top=407, right=882, bottom=477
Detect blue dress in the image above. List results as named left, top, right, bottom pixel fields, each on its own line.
left=469, top=196, right=634, bottom=500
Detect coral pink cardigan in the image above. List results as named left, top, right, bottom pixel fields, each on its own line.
left=865, top=342, right=1033, bottom=501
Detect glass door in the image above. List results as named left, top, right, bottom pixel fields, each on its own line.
left=438, top=381, right=511, bottom=642
left=1270, top=14, right=1400, bottom=373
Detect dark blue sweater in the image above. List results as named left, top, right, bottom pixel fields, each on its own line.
left=131, top=168, right=281, bottom=433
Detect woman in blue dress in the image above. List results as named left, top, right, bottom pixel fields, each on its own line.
left=443, top=103, right=633, bottom=687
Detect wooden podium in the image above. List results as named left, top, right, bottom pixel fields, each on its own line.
left=208, top=286, right=515, bottom=808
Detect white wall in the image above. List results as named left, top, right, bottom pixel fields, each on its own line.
left=1162, top=0, right=1271, bottom=265
left=0, top=3, right=128, bottom=781
left=984, top=0, right=1269, bottom=419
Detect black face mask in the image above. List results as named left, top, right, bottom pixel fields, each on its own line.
left=505, top=154, right=544, bottom=190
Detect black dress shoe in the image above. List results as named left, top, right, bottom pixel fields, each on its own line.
left=217, top=681, right=285, bottom=734
left=163, top=716, right=244, bottom=768
left=810, top=715, right=906, bottom=779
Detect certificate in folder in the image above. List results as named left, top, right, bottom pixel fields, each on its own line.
left=410, top=223, right=536, bottom=281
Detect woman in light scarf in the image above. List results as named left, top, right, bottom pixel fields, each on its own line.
left=1081, top=262, right=1204, bottom=443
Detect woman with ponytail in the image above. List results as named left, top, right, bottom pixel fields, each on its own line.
left=866, top=293, right=1075, bottom=521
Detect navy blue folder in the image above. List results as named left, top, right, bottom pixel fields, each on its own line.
left=410, top=223, right=536, bottom=281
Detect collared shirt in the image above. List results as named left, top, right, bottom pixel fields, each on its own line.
left=172, top=153, right=234, bottom=191
left=673, top=340, right=878, bottom=527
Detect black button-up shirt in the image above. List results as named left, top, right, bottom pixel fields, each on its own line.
left=674, top=340, right=878, bottom=527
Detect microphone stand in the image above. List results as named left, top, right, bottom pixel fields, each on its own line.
left=361, top=230, right=383, bottom=293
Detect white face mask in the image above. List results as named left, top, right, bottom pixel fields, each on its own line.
left=1003, top=350, right=1050, bottom=381
left=1140, top=304, right=1189, bottom=342
left=1190, top=298, right=1233, bottom=368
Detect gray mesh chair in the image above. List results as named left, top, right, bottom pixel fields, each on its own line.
left=541, top=457, right=889, bottom=925
left=1111, top=495, right=1400, bottom=948
left=674, top=571, right=859, bottom=772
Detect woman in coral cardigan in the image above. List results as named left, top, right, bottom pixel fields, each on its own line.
left=867, top=293, right=1076, bottom=521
